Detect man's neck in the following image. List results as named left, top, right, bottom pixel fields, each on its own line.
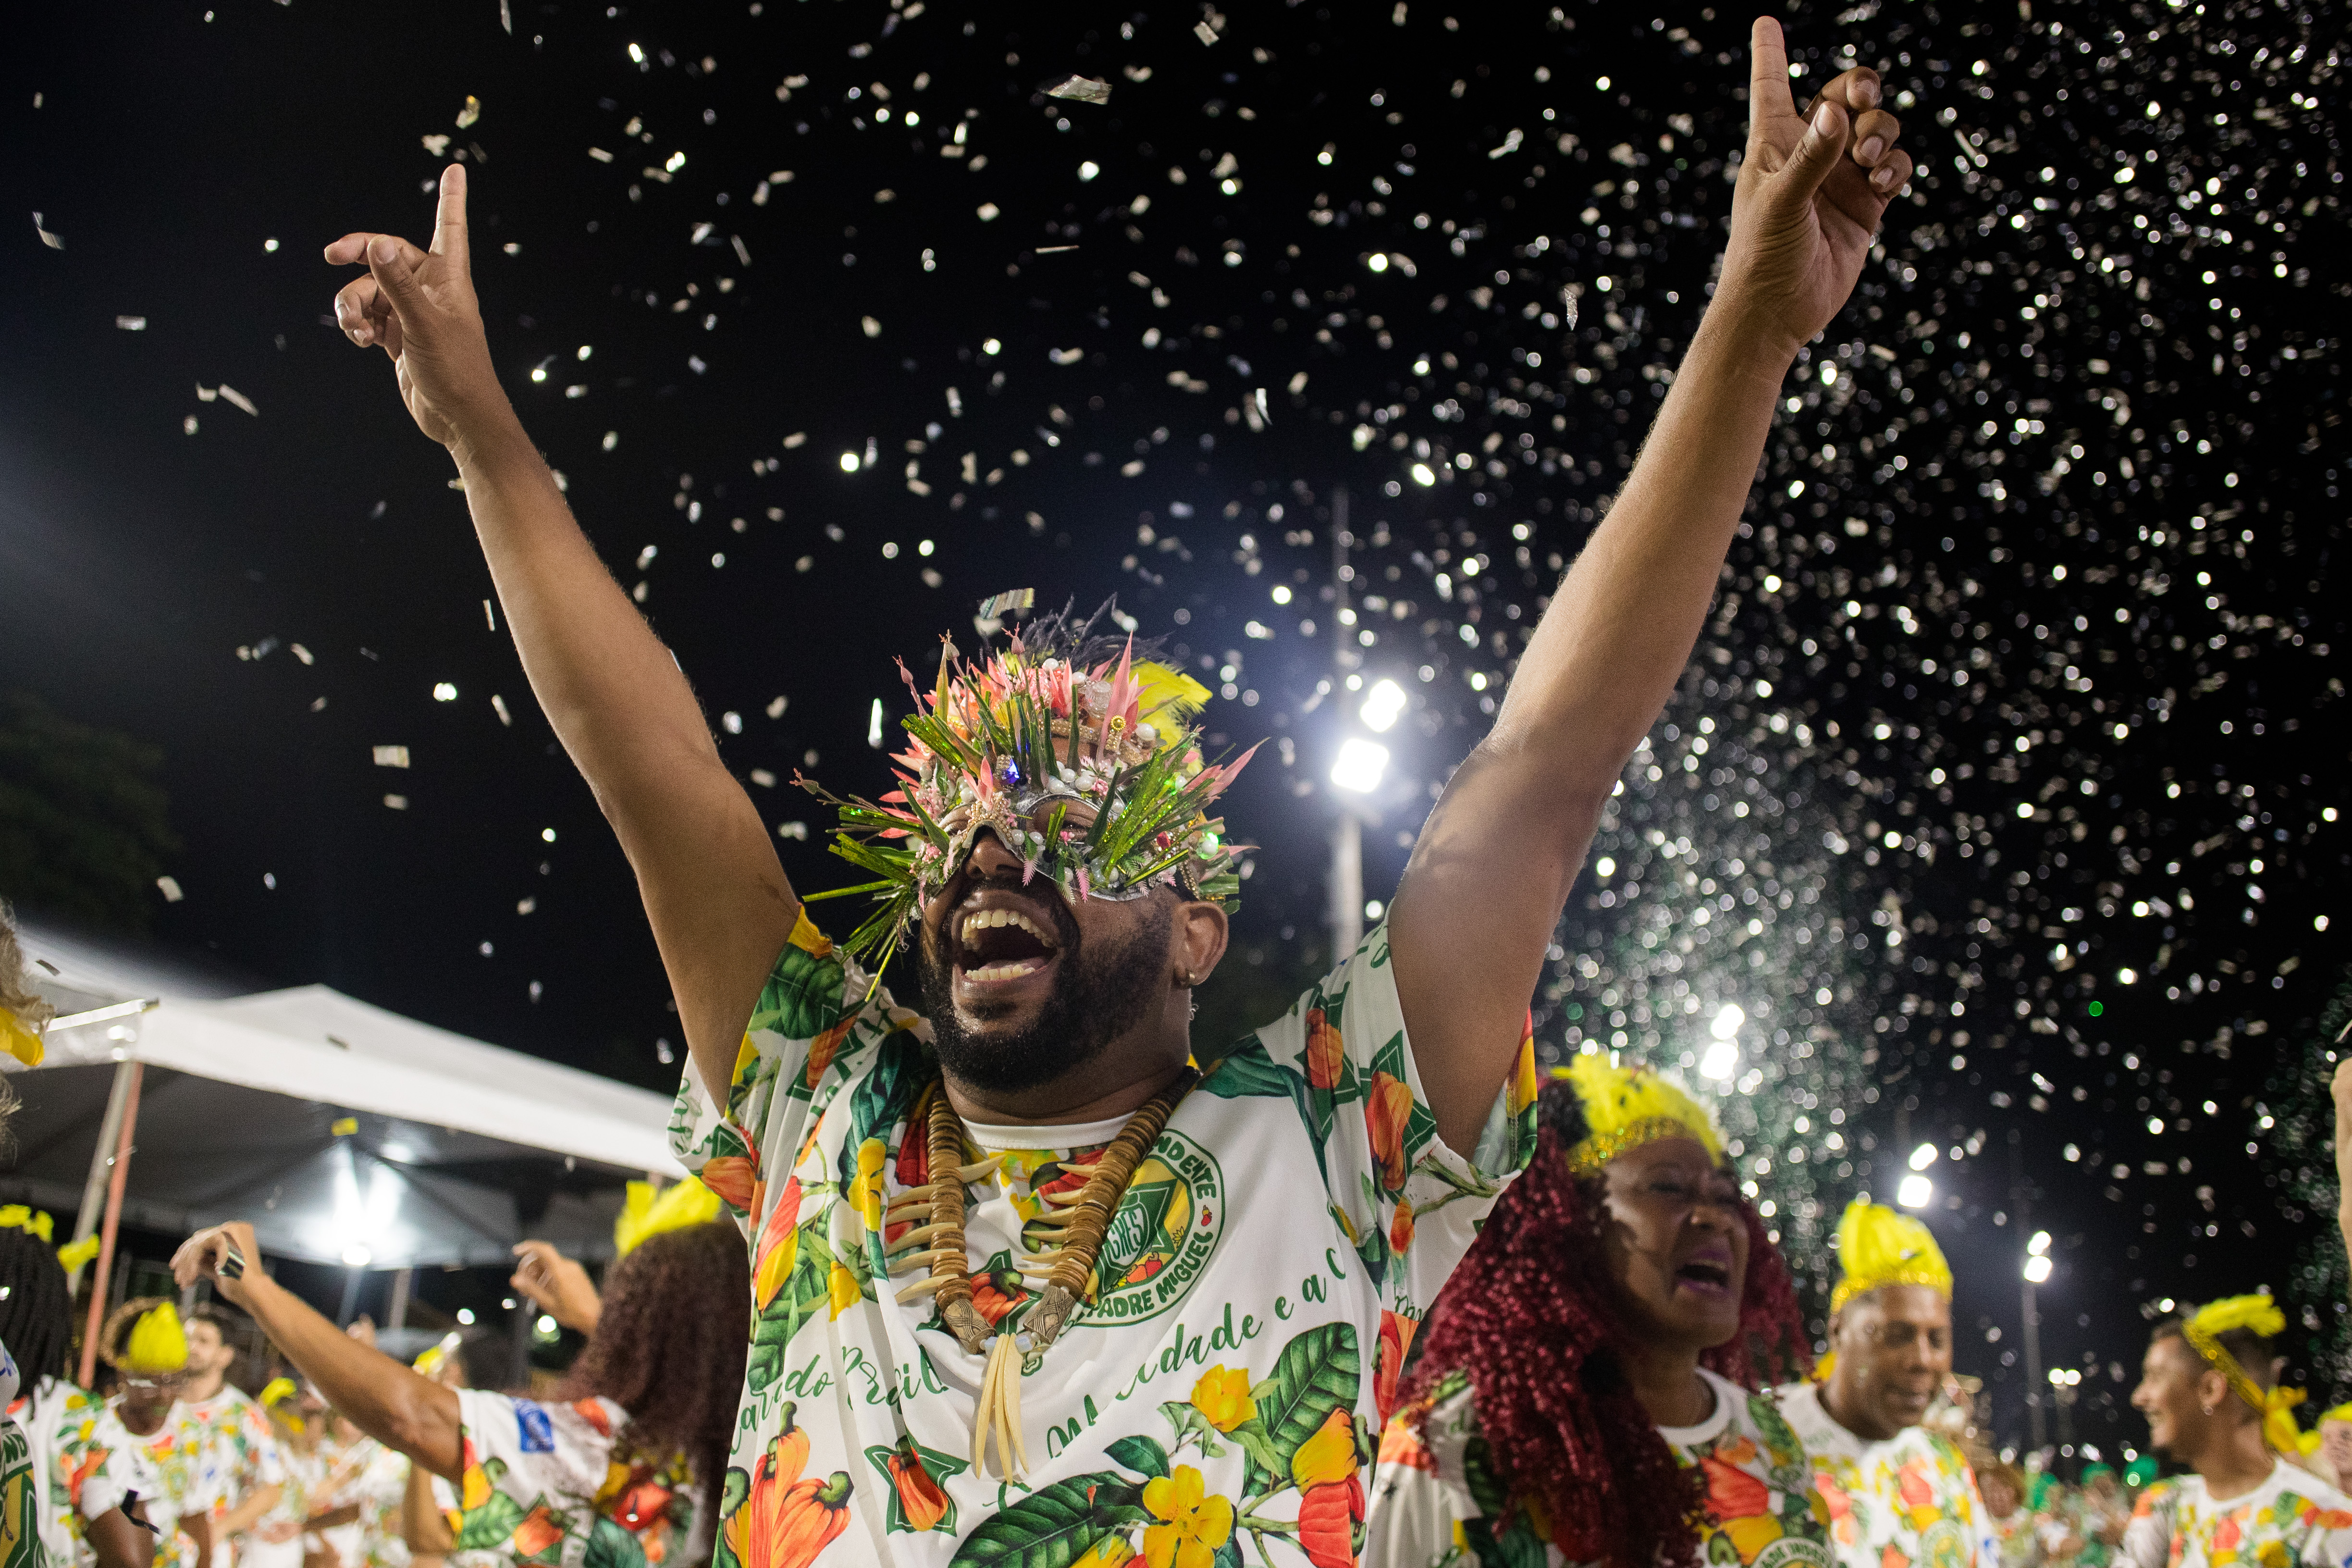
left=1820, top=1375, right=1902, bottom=1444
left=181, top=1370, right=227, bottom=1405
left=1622, top=1342, right=1714, bottom=1430
left=941, top=1050, right=1191, bottom=1127
left=2189, top=1426, right=2276, bottom=1502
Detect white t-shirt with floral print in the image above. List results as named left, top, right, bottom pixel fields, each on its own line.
left=2120, top=1463, right=2352, bottom=1568
left=669, top=914, right=1537, bottom=1568
left=1776, top=1381, right=1999, bottom=1568
left=1368, top=1365, right=1835, bottom=1568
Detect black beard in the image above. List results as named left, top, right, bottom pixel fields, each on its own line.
left=913, top=879, right=1173, bottom=1096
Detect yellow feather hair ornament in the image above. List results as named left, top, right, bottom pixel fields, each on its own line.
left=1828, top=1200, right=1954, bottom=1313
left=121, top=1302, right=189, bottom=1375
left=1555, top=1054, right=1724, bottom=1175
left=614, top=1174, right=724, bottom=1257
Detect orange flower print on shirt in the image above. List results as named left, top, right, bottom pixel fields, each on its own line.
left=1374, top=1310, right=1418, bottom=1425
left=1305, top=1009, right=1344, bottom=1090
left=1879, top=1544, right=1910, bottom=1568
left=1366, top=1072, right=1415, bottom=1193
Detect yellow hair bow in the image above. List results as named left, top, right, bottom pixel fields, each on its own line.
left=2183, top=1294, right=2302, bottom=1452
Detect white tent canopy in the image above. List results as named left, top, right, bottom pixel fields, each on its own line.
left=1, top=920, right=685, bottom=1270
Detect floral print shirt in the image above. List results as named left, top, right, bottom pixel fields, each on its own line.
left=2120, top=1463, right=2352, bottom=1568
left=173, top=1388, right=287, bottom=1523
left=1368, top=1366, right=1836, bottom=1568
left=57, top=1401, right=197, bottom=1568
left=1776, top=1382, right=1998, bottom=1568
left=669, top=913, right=1538, bottom=1568
left=444, top=1389, right=702, bottom=1568
left=2, top=1342, right=34, bottom=1568
left=9, top=1374, right=103, bottom=1568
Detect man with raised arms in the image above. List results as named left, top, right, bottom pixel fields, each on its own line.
left=320, top=22, right=1912, bottom=1566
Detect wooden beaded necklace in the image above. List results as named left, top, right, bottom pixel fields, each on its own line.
left=887, top=1063, right=1200, bottom=1481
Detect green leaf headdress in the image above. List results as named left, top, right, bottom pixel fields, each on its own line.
left=797, top=603, right=1259, bottom=972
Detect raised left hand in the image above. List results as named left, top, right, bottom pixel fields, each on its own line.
left=171, top=1222, right=263, bottom=1309
left=1718, top=17, right=1916, bottom=359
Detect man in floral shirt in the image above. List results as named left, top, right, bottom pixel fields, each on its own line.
left=317, top=5, right=1916, bottom=1558
left=2123, top=1300, right=2352, bottom=1568
left=1778, top=1202, right=1998, bottom=1568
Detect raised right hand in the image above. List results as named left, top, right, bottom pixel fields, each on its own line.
left=325, top=164, right=508, bottom=453
left=510, top=1239, right=602, bottom=1333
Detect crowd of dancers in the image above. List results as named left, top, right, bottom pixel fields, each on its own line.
left=7, top=911, right=2352, bottom=1568
left=4, top=15, right=2348, bottom=1568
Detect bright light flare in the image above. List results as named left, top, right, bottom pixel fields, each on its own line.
left=1698, top=1039, right=1738, bottom=1081
left=1330, top=737, right=1390, bottom=793
left=1709, top=1003, right=1745, bottom=1041
left=1360, top=679, right=1407, bottom=732
left=1896, top=1173, right=1933, bottom=1209
left=1908, top=1142, right=1939, bottom=1172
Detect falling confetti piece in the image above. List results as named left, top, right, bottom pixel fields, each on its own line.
left=455, top=94, right=481, bottom=129
left=156, top=877, right=184, bottom=903
left=115, top=315, right=146, bottom=331
left=373, top=746, right=410, bottom=768
left=1194, top=20, right=1219, bottom=44
left=31, top=212, right=62, bottom=248
left=1046, top=75, right=1112, bottom=105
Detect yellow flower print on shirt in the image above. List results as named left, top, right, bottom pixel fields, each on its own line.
left=1141, top=1466, right=1235, bottom=1568
left=1187, top=1368, right=1255, bottom=1434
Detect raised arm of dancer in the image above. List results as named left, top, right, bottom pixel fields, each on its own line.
left=170, top=1224, right=462, bottom=1481
left=2335, top=1061, right=2352, bottom=1286
left=1391, top=17, right=1916, bottom=1154
left=324, top=167, right=794, bottom=1101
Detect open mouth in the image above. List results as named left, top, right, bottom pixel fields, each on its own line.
left=952, top=901, right=1063, bottom=986
left=1674, top=1251, right=1734, bottom=1296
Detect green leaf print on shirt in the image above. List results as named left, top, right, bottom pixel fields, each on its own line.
left=451, top=1460, right=528, bottom=1552
left=747, top=930, right=849, bottom=1043
left=1243, top=1322, right=1359, bottom=1490
left=945, top=1470, right=1146, bottom=1568
left=747, top=1222, right=839, bottom=1393
left=581, top=1514, right=648, bottom=1568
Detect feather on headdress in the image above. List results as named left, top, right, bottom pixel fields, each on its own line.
left=1829, top=1200, right=1954, bottom=1313
left=119, top=1301, right=189, bottom=1376
left=1554, top=1054, right=1724, bottom=1175
left=614, top=1174, right=723, bottom=1256
left=799, top=601, right=1256, bottom=971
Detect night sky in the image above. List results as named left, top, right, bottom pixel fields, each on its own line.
left=4, top=0, right=2346, bottom=1457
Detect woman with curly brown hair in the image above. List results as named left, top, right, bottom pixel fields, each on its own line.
left=1365, top=1057, right=1827, bottom=1568
left=168, top=1218, right=745, bottom=1568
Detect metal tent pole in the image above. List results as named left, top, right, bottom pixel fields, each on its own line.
left=64, top=1062, right=139, bottom=1297
left=76, top=1063, right=145, bottom=1388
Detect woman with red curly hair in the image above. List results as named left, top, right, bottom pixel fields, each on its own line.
left=1366, top=1056, right=1829, bottom=1568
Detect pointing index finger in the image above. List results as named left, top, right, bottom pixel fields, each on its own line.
left=1749, top=17, right=1796, bottom=131
left=431, top=163, right=469, bottom=266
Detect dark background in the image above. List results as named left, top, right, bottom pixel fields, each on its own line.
left=3, top=0, right=2345, bottom=1459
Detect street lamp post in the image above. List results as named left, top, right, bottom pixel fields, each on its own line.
left=1329, top=486, right=1362, bottom=962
